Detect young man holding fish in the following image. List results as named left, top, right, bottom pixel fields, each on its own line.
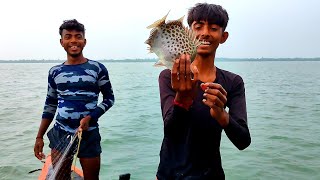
left=156, top=3, right=251, bottom=179
left=33, top=19, right=114, bottom=179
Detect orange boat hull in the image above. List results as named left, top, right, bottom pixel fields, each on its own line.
left=38, top=154, right=83, bottom=180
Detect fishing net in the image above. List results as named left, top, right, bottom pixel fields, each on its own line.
left=45, top=131, right=83, bottom=180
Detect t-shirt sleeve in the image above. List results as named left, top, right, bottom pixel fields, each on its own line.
left=224, top=75, right=251, bottom=150
left=42, top=69, right=58, bottom=121
left=158, top=69, right=191, bottom=137
left=89, top=63, right=115, bottom=120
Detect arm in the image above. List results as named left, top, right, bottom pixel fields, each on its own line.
left=159, top=69, right=191, bottom=137
left=34, top=118, right=52, bottom=160
left=90, top=64, right=114, bottom=119
left=224, top=76, right=251, bottom=150
left=159, top=55, right=199, bottom=137
left=34, top=70, right=57, bottom=159
left=80, top=64, right=115, bottom=131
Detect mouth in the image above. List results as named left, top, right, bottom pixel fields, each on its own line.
left=200, top=40, right=211, bottom=46
left=69, top=45, right=79, bottom=50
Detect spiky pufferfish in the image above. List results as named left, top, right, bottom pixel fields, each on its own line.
left=145, top=12, right=202, bottom=70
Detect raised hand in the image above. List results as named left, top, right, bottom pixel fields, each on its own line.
left=171, top=54, right=199, bottom=104
left=201, top=82, right=229, bottom=127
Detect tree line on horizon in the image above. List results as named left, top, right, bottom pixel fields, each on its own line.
left=0, top=57, right=320, bottom=63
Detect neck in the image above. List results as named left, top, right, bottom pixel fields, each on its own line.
left=65, top=54, right=87, bottom=65
left=192, top=53, right=216, bottom=82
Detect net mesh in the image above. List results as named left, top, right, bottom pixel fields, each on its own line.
left=46, top=132, right=82, bottom=180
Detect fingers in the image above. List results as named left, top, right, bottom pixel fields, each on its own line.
left=171, top=58, right=180, bottom=90
left=185, top=54, right=192, bottom=90
left=79, top=124, right=88, bottom=132
left=180, top=54, right=186, bottom=79
left=34, top=140, right=45, bottom=160
left=203, top=83, right=227, bottom=96
left=201, top=82, right=227, bottom=109
left=78, top=127, right=83, bottom=132
left=171, top=54, right=195, bottom=92
left=171, top=58, right=179, bottom=79
left=204, top=88, right=227, bottom=105
left=79, top=117, right=90, bottom=132
left=203, top=93, right=225, bottom=109
left=191, top=65, right=199, bottom=81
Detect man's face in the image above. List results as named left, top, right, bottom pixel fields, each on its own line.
left=60, top=29, right=86, bottom=57
left=191, top=21, right=228, bottom=56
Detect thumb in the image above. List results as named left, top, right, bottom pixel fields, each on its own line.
left=191, top=65, right=199, bottom=81
left=78, top=127, right=83, bottom=132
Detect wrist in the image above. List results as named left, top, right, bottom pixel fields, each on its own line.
left=216, top=110, right=229, bottom=128
left=173, top=99, right=193, bottom=110
left=36, top=136, right=43, bottom=140
left=84, top=115, right=91, bottom=120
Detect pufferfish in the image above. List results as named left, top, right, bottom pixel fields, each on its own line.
left=145, top=12, right=202, bottom=70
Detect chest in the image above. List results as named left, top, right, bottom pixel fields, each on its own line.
left=53, top=69, right=99, bottom=92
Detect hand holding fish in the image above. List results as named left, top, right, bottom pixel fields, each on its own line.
left=201, top=83, right=229, bottom=127
left=171, top=54, right=199, bottom=105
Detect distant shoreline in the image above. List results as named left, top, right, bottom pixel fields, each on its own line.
left=0, top=58, right=320, bottom=63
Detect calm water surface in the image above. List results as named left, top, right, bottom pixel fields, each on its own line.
left=0, top=61, right=319, bottom=180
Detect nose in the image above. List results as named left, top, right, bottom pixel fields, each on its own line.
left=70, top=36, right=77, bottom=42
left=200, top=27, right=210, bottom=38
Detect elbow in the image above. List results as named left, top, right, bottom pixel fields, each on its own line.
left=163, top=119, right=174, bottom=135
left=163, top=118, right=182, bottom=137
left=237, top=134, right=251, bottom=150
left=109, top=96, right=115, bottom=107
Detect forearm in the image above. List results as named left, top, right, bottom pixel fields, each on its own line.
left=163, top=104, right=190, bottom=136
left=90, top=66, right=115, bottom=120
left=159, top=69, right=191, bottom=136
left=42, top=91, right=58, bottom=120
left=224, top=116, right=251, bottom=150
left=89, top=94, right=114, bottom=120
left=223, top=75, right=251, bottom=150
left=36, top=118, right=52, bottom=139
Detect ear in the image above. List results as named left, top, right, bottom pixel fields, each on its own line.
left=60, top=39, right=63, bottom=47
left=220, top=31, right=229, bottom=44
left=84, top=38, right=87, bottom=46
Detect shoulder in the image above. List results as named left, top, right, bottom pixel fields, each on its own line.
left=159, top=69, right=171, bottom=78
left=158, top=69, right=171, bottom=87
left=48, top=63, right=64, bottom=75
left=87, top=59, right=104, bottom=66
left=86, top=59, right=108, bottom=72
left=217, top=67, right=244, bottom=91
left=159, top=69, right=171, bottom=81
left=217, top=68, right=243, bottom=82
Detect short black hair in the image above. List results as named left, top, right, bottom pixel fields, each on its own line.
left=187, top=3, right=229, bottom=31
left=59, top=19, right=85, bottom=36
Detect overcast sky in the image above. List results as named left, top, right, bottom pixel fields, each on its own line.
left=1, top=0, right=319, bottom=60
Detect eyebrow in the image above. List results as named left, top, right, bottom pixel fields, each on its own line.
left=63, top=33, right=83, bottom=37
left=194, top=21, right=206, bottom=25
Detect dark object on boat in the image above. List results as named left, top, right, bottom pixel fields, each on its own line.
left=119, top=173, right=131, bottom=180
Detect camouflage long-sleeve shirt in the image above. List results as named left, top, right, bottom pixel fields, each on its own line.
left=42, top=59, right=114, bottom=132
